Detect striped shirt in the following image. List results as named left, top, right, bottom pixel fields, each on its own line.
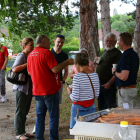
left=69, top=72, right=100, bottom=102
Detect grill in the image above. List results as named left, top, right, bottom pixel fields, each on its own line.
left=75, top=136, right=112, bottom=140
left=70, top=108, right=140, bottom=140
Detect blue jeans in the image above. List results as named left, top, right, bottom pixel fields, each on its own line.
left=70, top=103, right=96, bottom=129
left=34, top=92, right=59, bottom=140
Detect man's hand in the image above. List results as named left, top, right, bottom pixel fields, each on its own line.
left=51, top=58, right=74, bottom=74
left=102, top=82, right=111, bottom=89
left=67, top=58, right=74, bottom=65
left=94, top=57, right=98, bottom=63
left=67, top=87, right=72, bottom=94
left=60, top=81, right=63, bottom=84
left=112, top=68, right=116, bottom=74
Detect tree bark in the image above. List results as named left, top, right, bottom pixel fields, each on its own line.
left=100, top=0, right=111, bottom=49
left=134, top=0, right=140, bottom=58
left=79, top=0, right=100, bottom=62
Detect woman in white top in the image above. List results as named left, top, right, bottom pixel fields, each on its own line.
left=67, top=53, right=100, bottom=128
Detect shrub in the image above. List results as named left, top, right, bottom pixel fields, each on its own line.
left=50, top=46, right=79, bottom=54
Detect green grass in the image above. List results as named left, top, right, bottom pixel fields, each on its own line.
left=65, top=76, right=73, bottom=84
left=5, top=67, right=11, bottom=75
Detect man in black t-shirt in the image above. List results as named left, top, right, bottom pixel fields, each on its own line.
left=94, top=33, right=122, bottom=111
left=51, top=35, right=68, bottom=105
left=112, top=32, right=139, bottom=109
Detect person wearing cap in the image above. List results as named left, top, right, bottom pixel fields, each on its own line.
left=0, top=43, right=8, bottom=102
left=94, top=33, right=122, bottom=111
left=112, top=32, right=139, bottom=109
left=51, top=35, right=68, bottom=106
left=70, top=48, right=95, bottom=79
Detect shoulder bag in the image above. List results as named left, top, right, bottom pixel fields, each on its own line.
left=6, top=68, right=28, bottom=85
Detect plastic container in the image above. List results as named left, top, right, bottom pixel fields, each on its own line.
left=112, top=121, right=135, bottom=140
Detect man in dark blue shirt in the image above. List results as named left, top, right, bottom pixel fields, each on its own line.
left=51, top=35, right=68, bottom=105
left=112, top=32, right=139, bottom=109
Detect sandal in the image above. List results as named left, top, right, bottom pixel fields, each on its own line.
left=24, top=133, right=34, bottom=137
left=15, top=134, right=28, bottom=140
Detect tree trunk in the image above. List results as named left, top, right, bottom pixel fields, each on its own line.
left=100, top=0, right=111, bottom=50
left=79, top=0, right=100, bottom=62
left=134, top=0, right=140, bottom=58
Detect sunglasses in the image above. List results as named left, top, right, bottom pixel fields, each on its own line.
left=57, top=34, right=65, bottom=39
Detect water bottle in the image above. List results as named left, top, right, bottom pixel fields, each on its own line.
left=112, top=121, right=135, bottom=140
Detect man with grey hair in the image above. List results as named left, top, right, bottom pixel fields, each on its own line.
left=94, top=33, right=122, bottom=111
left=27, top=35, right=73, bottom=140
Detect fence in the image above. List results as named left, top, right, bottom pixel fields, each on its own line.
left=6, top=60, right=15, bottom=67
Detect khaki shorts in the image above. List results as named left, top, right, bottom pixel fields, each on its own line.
left=118, top=87, right=137, bottom=109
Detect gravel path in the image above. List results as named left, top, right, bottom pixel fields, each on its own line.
left=0, top=80, right=74, bottom=140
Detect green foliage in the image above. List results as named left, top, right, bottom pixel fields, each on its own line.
left=98, top=20, right=102, bottom=29
left=67, top=37, right=79, bottom=46
left=5, top=67, right=11, bottom=75
left=61, top=46, right=79, bottom=54
left=10, top=30, right=35, bottom=53
left=111, top=14, right=135, bottom=33
left=127, top=10, right=136, bottom=21
left=8, top=56, right=11, bottom=60
left=0, top=12, right=136, bottom=54
left=0, top=0, right=75, bottom=37
left=100, top=48, right=103, bottom=56
left=117, top=45, right=121, bottom=50
left=111, top=21, right=127, bottom=33
left=128, top=27, right=134, bottom=37
left=65, top=76, right=73, bottom=84
left=111, top=14, right=120, bottom=24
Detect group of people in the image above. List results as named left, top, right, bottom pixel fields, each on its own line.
left=67, top=32, right=139, bottom=129
left=95, top=32, right=139, bottom=110
left=0, top=32, right=139, bottom=140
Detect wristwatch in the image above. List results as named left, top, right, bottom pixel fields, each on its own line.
left=108, top=81, right=112, bottom=86
left=113, top=71, right=116, bottom=76
left=62, top=80, right=65, bottom=84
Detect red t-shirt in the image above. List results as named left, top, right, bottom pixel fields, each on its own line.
left=0, top=46, right=8, bottom=70
left=27, top=47, right=61, bottom=96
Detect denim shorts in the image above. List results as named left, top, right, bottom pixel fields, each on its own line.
left=70, top=103, right=96, bottom=128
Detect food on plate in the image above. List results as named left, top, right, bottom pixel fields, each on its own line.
left=97, top=113, right=140, bottom=125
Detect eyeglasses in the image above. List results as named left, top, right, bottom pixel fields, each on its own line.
left=57, top=34, right=65, bottom=39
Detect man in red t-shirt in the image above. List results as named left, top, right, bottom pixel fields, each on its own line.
left=0, top=43, right=8, bottom=103
left=27, top=35, right=73, bottom=140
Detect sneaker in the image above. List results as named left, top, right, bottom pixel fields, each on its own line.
left=32, top=125, right=35, bottom=134
left=1, top=96, right=5, bottom=103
